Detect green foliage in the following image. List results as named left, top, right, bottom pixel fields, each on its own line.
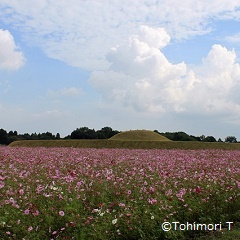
left=0, top=129, right=62, bottom=145
left=225, top=136, right=237, bottom=143
left=71, top=127, right=97, bottom=139
left=96, top=127, right=120, bottom=139
left=203, top=136, right=217, bottom=142
left=161, top=131, right=197, bottom=141
left=0, top=128, right=8, bottom=144
left=70, top=126, right=119, bottom=139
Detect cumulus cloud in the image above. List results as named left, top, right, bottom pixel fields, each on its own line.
left=0, top=0, right=239, bottom=70
left=0, top=29, right=25, bottom=70
left=90, top=25, right=240, bottom=117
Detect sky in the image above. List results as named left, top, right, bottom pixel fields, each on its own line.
left=0, top=0, right=240, bottom=140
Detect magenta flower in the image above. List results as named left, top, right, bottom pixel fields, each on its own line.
left=33, top=210, right=40, bottom=216
left=195, top=187, right=201, bottom=193
left=0, top=181, right=5, bottom=189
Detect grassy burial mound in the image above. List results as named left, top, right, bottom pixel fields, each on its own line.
left=8, top=139, right=240, bottom=150
left=109, top=129, right=171, bottom=141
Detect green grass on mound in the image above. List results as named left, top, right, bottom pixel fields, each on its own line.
left=9, top=139, right=240, bottom=150
left=109, top=129, right=171, bottom=141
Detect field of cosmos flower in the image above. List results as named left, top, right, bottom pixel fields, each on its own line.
left=0, top=146, right=240, bottom=239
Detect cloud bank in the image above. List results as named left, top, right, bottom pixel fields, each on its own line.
left=90, top=26, right=240, bottom=117
left=0, top=0, right=240, bottom=70
left=0, top=29, right=25, bottom=70
left=0, top=1, right=240, bottom=134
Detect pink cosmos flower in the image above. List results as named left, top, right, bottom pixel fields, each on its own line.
left=59, top=210, right=65, bottom=216
left=0, top=181, right=5, bottom=189
left=127, top=190, right=131, bottom=195
left=147, top=198, right=158, bottom=205
left=19, top=189, right=24, bottom=195
left=77, top=181, right=83, bottom=187
left=33, top=210, right=40, bottom=216
left=149, top=186, right=155, bottom=194
left=24, top=209, right=30, bottom=215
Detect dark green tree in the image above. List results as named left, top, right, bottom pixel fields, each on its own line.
left=159, top=131, right=197, bottom=141
left=56, top=133, right=61, bottom=139
left=22, top=133, right=31, bottom=140
left=199, top=135, right=205, bottom=141
left=0, top=128, right=8, bottom=144
left=203, top=136, right=217, bottom=142
left=96, top=127, right=119, bottom=139
left=8, top=130, right=18, bottom=136
left=225, top=136, right=237, bottom=143
left=39, top=132, right=55, bottom=140
left=71, top=127, right=96, bottom=139
left=30, top=133, right=38, bottom=140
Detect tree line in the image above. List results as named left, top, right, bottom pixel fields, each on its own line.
left=155, top=131, right=237, bottom=143
left=0, top=127, right=238, bottom=145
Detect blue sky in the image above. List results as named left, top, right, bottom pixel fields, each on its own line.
left=0, top=1, right=240, bottom=139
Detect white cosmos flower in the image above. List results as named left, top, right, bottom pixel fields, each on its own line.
left=112, top=219, right=117, bottom=225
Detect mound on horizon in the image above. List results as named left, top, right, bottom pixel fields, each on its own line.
left=109, top=130, right=171, bottom=141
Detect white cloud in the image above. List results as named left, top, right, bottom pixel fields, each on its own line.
left=137, top=25, right=170, bottom=49
left=90, top=25, right=240, bottom=117
left=0, top=0, right=239, bottom=70
left=33, top=110, right=64, bottom=119
left=0, top=29, right=25, bottom=70
left=224, top=33, right=240, bottom=43
left=47, top=87, right=84, bottom=98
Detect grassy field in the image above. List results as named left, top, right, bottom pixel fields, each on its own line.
left=9, top=139, right=240, bottom=150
